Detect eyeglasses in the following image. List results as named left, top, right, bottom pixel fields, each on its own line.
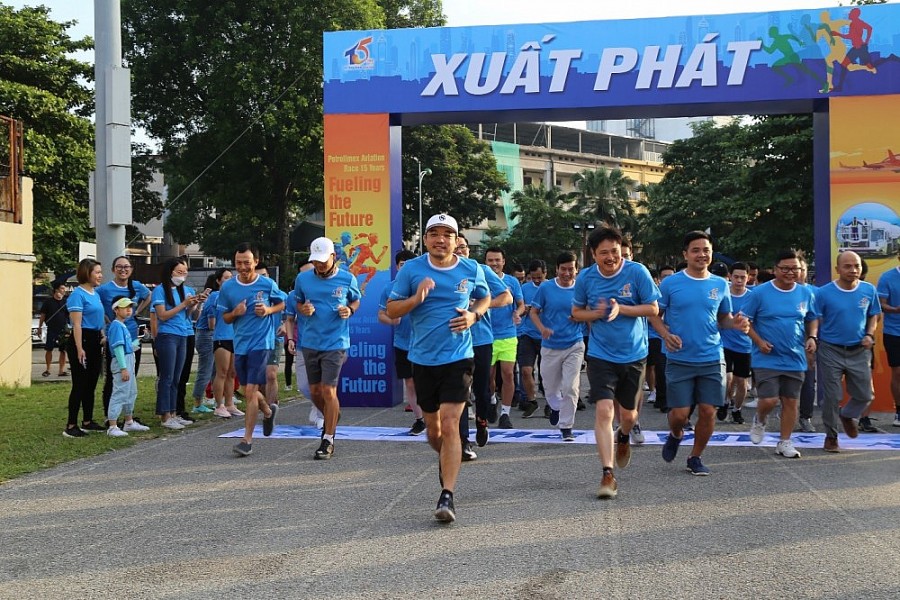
left=114, top=264, right=132, bottom=270
left=776, top=266, right=801, bottom=273
left=456, top=245, right=468, bottom=250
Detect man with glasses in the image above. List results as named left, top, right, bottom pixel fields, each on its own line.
left=743, top=250, right=819, bottom=458
left=387, top=214, right=490, bottom=523
left=876, top=247, right=900, bottom=427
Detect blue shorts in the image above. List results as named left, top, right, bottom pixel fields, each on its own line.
left=235, top=349, right=271, bottom=386
left=665, top=360, right=726, bottom=409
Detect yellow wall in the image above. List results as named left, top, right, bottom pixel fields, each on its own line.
left=0, top=177, right=35, bottom=387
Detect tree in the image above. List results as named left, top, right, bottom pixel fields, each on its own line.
left=639, top=116, right=814, bottom=266
left=0, top=5, right=94, bottom=275
left=402, top=125, right=509, bottom=244
left=569, top=167, right=638, bottom=238
left=123, top=0, right=387, bottom=272
left=491, top=184, right=583, bottom=272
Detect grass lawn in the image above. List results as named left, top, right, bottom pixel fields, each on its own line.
left=0, top=376, right=276, bottom=483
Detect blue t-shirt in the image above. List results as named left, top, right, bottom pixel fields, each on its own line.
left=531, top=279, right=582, bottom=350
left=816, top=280, right=881, bottom=345
left=658, top=271, right=732, bottom=364
left=107, top=319, right=134, bottom=355
left=217, top=275, right=286, bottom=353
left=742, top=281, right=818, bottom=371
left=517, top=281, right=543, bottom=340
left=470, top=264, right=509, bottom=348
left=283, top=289, right=307, bottom=347
left=66, top=286, right=105, bottom=331
left=573, top=261, right=661, bottom=364
left=877, top=266, right=900, bottom=336
left=151, top=285, right=197, bottom=337
left=293, top=268, right=361, bottom=352
left=488, top=273, right=522, bottom=340
left=208, top=291, right=234, bottom=342
left=379, top=284, right=413, bottom=351
left=389, top=254, right=489, bottom=366
left=196, top=292, right=217, bottom=332
left=96, top=280, right=150, bottom=338
left=720, top=288, right=754, bottom=354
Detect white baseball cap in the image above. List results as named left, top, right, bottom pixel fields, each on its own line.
left=309, top=237, right=335, bottom=262
left=112, top=297, right=136, bottom=309
left=425, top=214, right=458, bottom=234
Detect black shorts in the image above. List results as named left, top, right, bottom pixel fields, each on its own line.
left=586, top=356, right=645, bottom=410
left=412, top=358, right=474, bottom=413
left=516, top=335, right=541, bottom=369
left=885, top=334, right=900, bottom=368
left=647, top=337, right=662, bottom=367
left=394, top=347, right=413, bottom=380
left=45, top=327, right=64, bottom=351
left=724, top=348, right=752, bottom=378
left=213, top=340, right=234, bottom=354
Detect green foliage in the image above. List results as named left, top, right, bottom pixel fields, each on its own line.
left=639, top=116, right=814, bottom=266
left=0, top=5, right=94, bottom=274
left=402, top=125, right=509, bottom=243
left=487, top=185, right=583, bottom=272
left=569, top=167, right=638, bottom=237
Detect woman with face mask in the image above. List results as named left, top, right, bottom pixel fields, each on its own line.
left=151, top=257, right=206, bottom=429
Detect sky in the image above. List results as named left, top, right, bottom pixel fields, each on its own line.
left=9, top=1, right=890, bottom=42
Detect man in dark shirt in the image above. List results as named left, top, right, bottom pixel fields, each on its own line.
left=38, top=281, right=70, bottom=377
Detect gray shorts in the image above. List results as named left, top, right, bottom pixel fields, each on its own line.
left=268, top=342, right=283, bottom=367
left=755, top=368, right=805, bottom=400
left=301, top=348, right=347, bottom=387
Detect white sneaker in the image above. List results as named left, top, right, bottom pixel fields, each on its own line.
left=214, top=405, right=232, bottom=418
left=232, top=395, right=242, bottom=406
left=202, top=398, right=216, bottom=408
left=749, top=415, right=766, bottom=444
left=744, top=398, right=758, bottom=408
left=284, top=384, right=292, bottom=391
left=315, top=416, right=325, bottom=429
left=309, top=405, right=323, bottom=426
left=227, top=405, right=245, bottom=417
left=776, top=439, right=801, bottom=458
left=162, top=418, right=185, bottom=430
left=630, top=422, right=645, bottom=445
left=647, top=391, right=656, bottom=404
left=893, top=412, right=900, bottom=427
left=123, top=420, right=150, bottom=432
left=106, top=426, right=128, bottom=437
left=175, top=416, right=194, bottom=426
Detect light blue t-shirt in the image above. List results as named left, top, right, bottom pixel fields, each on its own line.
left=196, top=292, right=216, bottom=332
left=517, top=281, right=543, bottom=340
left=816, top=280, right=881, bottom=345
left=107, top=319, right=134, bottom=355
left=217, top=276, right=286, bottom=353
left=877, top=266, right=900, bottom=336
left=742, top=281, right=818, bottom=371
left=720, top=288, right=754, bottom=354
left=151, top=285, right=197, bottom=337
left=470, top=264, right=508, bottom=348
left=96, top=280, right=150, bottom=338
left=531, top=279, right=582, bottom=350
left=488, top=272, right=522, bottom=340
left=389, top=254, right=489, bottom=366
left=379, top=284, right=413, bottom=351
left=658, top=271, right=733, bottom=364
left=209, top=291, right=234, bottom=342
left=293, top=268, right=361, bottom=352
left=573, top=261, right=661, bottom=364
left=67, top=286, right=105, bottom=331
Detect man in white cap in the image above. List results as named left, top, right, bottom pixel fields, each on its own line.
left=293, top=236, right=361, bottom=460
left=387, top=214, right=490, bottom=523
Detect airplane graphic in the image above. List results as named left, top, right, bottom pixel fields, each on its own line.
left=840, top=149, right=900, bottom=170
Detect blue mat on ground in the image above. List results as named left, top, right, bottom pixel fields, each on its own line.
left=219, top=425, right=900, bottom=450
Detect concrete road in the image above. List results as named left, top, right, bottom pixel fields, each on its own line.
left=2, top=376, right=899, bottom=599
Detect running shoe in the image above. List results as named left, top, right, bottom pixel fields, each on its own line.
left=263, top=403, right=277, bottom=436
left=731, top=409, right=745, bottom=425
left=796, top=417, right=815, bottom=433
left=561, top=428, right=575, bottom=441
left=521, top=400, right=539, bottom=418
left=227, top=406, right=245, bottom=417
left=461, top=442, right=477, bottom=462
left=213, top=405, right=232, bottom=418
left=62, top=426, right=86, bottom=438
left=776, top=439, right=801, bottom=458
left=409, top=419, right=426, bottom=436
left=314, top=438, right=334, bottom=460
left=716, top=404, right=729, bottom=422
left=191, top=404, right=214, bottom=414
left=548, top=409, right=560, bottom=427
left=686, top=456, right=710, bottom=476
left=233, top=441, right=252, bottom=457
left=434, top=490, right=456, bottom=523
left=630, top=422, right=645, bottom=445
left=894, top=412, right=900, bottom=427
left=161, top=418, right=185, bottom=430
left=80, top=421, right=106, bottom=432
left=475, top=418, right=489, bottom=447
left=661, top=432, right=682, bottom=463
left=859, top=416, right=885, bottom=433
left=124, top=420, right=150, bottom=432
left=498, top=414, right=513, bottom=429
left=749, top=414, right=766, bottom=444
left=106, top=426, right=128, bottom=438
left=597, top=471, right=618, bottom=499
left=615, top=428, right=631, bottom=468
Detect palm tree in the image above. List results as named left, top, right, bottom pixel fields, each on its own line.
left=569, top=167, right=637, bottom=235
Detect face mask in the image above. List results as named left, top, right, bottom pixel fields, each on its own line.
left=172, top=275, right=186, bottom=286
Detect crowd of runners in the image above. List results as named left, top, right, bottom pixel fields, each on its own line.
left=57, top=213, right=900, bottom=524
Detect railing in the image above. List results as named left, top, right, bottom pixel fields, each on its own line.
left=0, top=115, right=24, bottom=224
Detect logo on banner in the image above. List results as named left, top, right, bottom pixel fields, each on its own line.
left=345, top=37, right=374, bottom=69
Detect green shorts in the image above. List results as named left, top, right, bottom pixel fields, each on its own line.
left=491, top=336, right=518, bottom=365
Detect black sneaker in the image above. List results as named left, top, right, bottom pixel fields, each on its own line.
left=521, top=400, right=539, bottom=418
left=262, top=403, right=277, bottom=436
left=408, top=418, right=426, bottom=436
left=549, top=409, right=560, bottom=427
left=576, top=399, right=586, bottom=411
left=434, top=490, right=456, bottom=523
left=314, top=438, right=334, bottom=460
left=560, top=428, right=575, bottom=441
left=80, top=421, right=106, bottom=432
left=233, top=441, right=252, bottom=457
left=731, top=409, right=745, bottom=425
left=487, top=403, right=498, bottom=424
left=859, top=416, right=885, bottom=433
left=716, top=405, right=729, bottom=422
left=462, top=442, right=478, bottom=462
left=62, top=426, right=86, bottom=438
left=498, top=414, right=513, bottom=429
left=544, top=404, right=552, bottom=419
left=475, top=418, right=489, bottom=447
